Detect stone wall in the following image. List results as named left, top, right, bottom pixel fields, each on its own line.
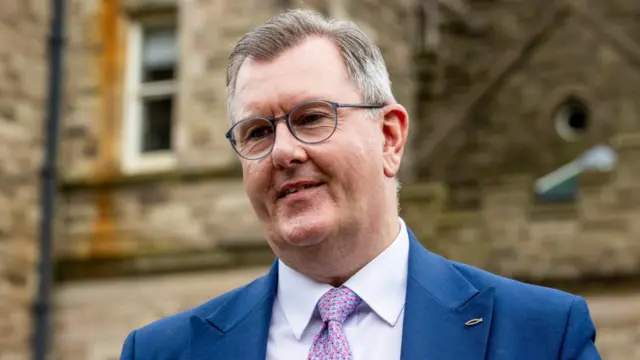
left=0, top=0, right=48, bottom=359
left=589, top=291, right=640, bottom=359
left=59, top=179, right=261, bottom=260
left=414, top=2, right=640, bottom=184
left=421, top=0, right=551, bottom=103
left=583, top=0, right=640, bottom=46
left=457, top=5, right=639, bottom=177
left=401, top=132, right=640, bottom=282
left=412, top=0, right=553, bottom=153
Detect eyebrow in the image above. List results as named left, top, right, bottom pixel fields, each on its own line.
left=236, top=95, right=332, bottom=122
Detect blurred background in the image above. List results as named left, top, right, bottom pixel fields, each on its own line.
left=2, top=0, right=640, bottom=359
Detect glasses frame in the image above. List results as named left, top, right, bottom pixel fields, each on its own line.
left=225, top=99, right=385, bottom=160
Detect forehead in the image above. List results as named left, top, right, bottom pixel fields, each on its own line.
left=232, top=37, right=359, bottom=121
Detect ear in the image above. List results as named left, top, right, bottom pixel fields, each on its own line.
left=380, top=104, right=409, bottom=178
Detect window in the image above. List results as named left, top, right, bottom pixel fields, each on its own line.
left=123, top=16, right=178, bottom=174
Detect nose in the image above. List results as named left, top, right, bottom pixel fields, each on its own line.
left=270, top=122, right=308, bottom=169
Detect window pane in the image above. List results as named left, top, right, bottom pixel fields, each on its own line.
left=141, top=97, right=173, bottom=152
left=142, top=26, right=177, bottom=82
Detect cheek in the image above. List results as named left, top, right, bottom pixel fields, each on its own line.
left=348, top=130, right=383, bottom=168
left=316, top=141, right=376, bottom=189
left=243, top=162, right=270, bottom=203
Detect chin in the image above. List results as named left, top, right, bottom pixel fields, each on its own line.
left=277, top=214, right=333, bottom=247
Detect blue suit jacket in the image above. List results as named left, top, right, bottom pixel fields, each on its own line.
left=120, top=229, right=601, bottom=359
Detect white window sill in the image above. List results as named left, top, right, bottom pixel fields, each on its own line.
left=122, top=151, right=177, bottom=175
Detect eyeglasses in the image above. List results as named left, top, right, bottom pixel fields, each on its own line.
left=225, top=100, right=385, bottom=160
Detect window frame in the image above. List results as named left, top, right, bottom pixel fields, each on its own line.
left=122, top=13, right=178, bottom=175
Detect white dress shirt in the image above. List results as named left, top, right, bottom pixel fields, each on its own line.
left=266, top=218, right=410, bottom=360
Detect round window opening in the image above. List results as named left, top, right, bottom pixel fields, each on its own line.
left=554, top=98, right=590, bottom=141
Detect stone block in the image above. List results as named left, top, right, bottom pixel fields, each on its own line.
left=59, top=177, right=266, bottom=259
left=0, top=0, right=21, bottom=24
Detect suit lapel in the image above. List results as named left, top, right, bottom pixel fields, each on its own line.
left=401, top=231, right=495, bottom=360
left=189, top=261, right=278, bottom=360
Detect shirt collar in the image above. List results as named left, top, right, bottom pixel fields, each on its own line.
left=276, top=217, right=410, bottom=339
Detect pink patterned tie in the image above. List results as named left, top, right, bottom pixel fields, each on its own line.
left=308, top=286, right=361, bottom=360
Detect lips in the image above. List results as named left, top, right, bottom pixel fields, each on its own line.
left=277, top=181, right=324, bottom=199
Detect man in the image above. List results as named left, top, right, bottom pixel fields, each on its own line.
left=120, top=9, right=601, bottom=360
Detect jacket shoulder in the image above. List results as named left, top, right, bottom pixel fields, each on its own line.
left=451, top=261, right=579, bottom=318
left=450, top=261, right=597, bottom=357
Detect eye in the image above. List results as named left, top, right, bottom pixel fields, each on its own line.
left=247, top=125, right=273, bottom=139
left=297, top=112, right=328, bottom=125
left=288, top=101, right=335, bottom=129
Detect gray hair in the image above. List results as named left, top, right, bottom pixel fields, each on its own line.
left=225, top=9, right=396, bottom=121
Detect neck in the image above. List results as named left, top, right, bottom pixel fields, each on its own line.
left=279, top=210, right=400, bottom=287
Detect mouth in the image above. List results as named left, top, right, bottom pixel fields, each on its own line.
left=277, top=182, right=325, bottom=200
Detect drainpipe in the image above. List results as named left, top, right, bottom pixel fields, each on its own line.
left=33, top=0, right=66, bottom=359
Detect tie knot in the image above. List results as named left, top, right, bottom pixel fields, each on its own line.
left=317, top=286, right=361, bottom=324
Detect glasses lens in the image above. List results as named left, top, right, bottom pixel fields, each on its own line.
left=289, top=101, right=337, bottom=143
left=230, top=117, right=275, bottom=159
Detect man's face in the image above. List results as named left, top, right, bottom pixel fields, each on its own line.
left=231, top=37, right=406, bottom=254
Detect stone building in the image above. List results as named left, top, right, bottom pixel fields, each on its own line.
left=0, top=1, right=49, bottom=359
left=1, top=0, right=639, bottom=359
